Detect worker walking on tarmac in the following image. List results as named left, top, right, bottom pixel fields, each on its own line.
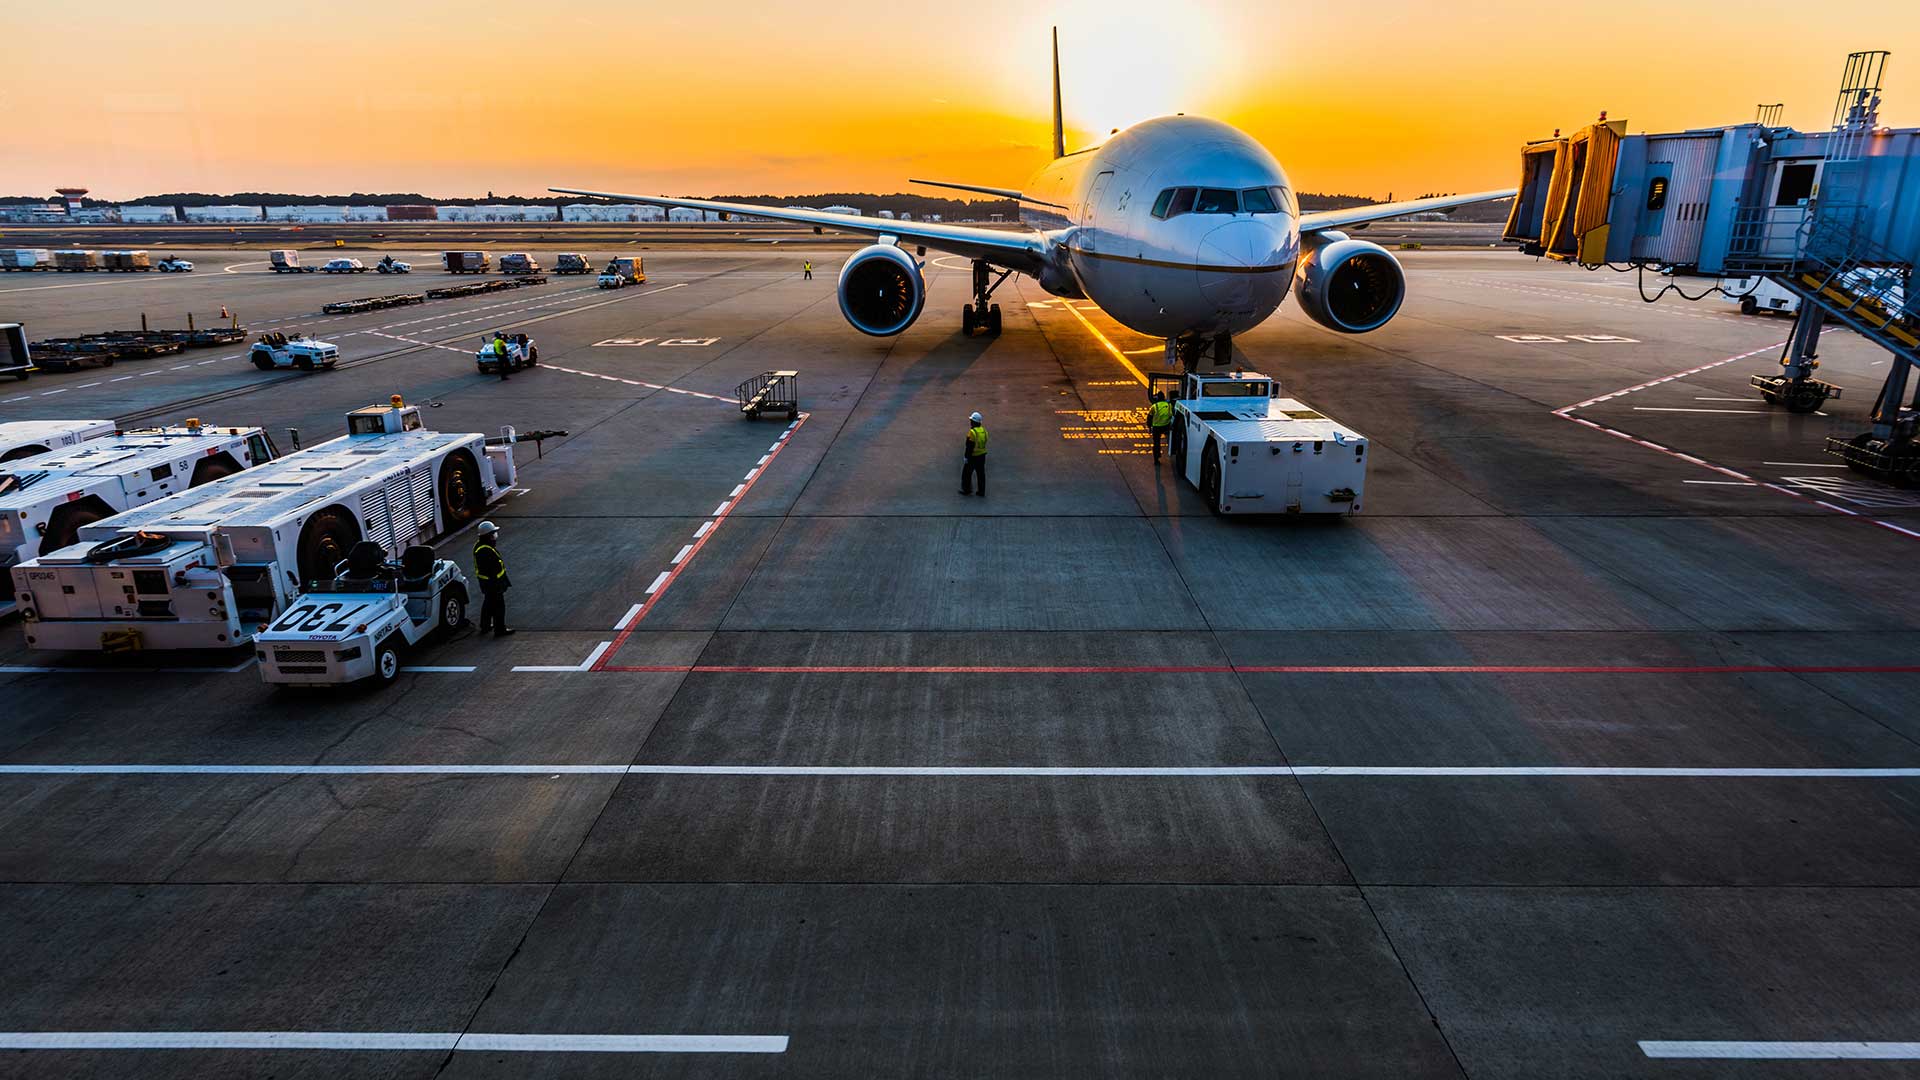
left=1147, top=391, right=1173, bottom=462
left=473, top=521, right=513, bottom=637
left=803, top=260, right=813, bottom=281
left=491, top=332, right=511, bottom=382
left=959, top=411, right=988, bottom=497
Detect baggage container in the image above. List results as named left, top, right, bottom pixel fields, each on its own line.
left=52, top=250, right=99, bottom=271
left=100, top=250, right=152, bottom=271
left=0, top=249, right=51, bottom=270
left=444, top=250, right=491, bottom=273
left=0, top=324, right=33, bottom=380
left=500, top=252, right=542, bottom=274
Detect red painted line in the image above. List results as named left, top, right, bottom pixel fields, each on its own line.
left=592, top=663, right=1920, bottom=675
left=592, top=413, right=811, bottom=670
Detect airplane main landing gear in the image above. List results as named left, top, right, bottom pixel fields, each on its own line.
left=962, top=259, right=1008, bottom=336
left=1167, top=332, right=1234, bottom=372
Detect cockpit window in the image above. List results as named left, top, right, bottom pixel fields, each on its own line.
left=1165, top=188, right=1195, bottom=218
left=1241, top=187, right=1278, bottom=213
left=1151, top=189, right=1175, bottom=218
left=1194, top=188, right=1239, bottom=214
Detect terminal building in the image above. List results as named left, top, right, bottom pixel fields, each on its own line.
left=1504, top=50, right=1920, bottom=484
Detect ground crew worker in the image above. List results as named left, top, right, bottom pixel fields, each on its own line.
left=1147, top=391, right=1173, bottom=462
left=959, top=411, right=988, bottom=496
left=803, top=260, right=813, bottom=281
left=473, top=520, right=513, bottom=637
left=491, top=332, right=510, bottom=381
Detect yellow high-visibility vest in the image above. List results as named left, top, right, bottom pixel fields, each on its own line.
left=968, top=425, right=988, bottom=456
left=1148, top=400, right=1172, bottom=427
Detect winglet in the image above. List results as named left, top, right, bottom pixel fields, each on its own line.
left=1051, top=27, right=1066, bottom=159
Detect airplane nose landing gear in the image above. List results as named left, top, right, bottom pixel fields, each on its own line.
left=963, top=259, right=1009, bottom=336
left=1166, top=333, right=1234, bottom=372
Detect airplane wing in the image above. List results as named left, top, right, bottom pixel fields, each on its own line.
left=549, top=187, right=1049, bottom=272
left=910, top=178, right=1068, bottom=210
left=1299, top=189, right=1516, bottom=233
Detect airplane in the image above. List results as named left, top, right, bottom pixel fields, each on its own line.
left=554, top=29, right=1513, bottom=371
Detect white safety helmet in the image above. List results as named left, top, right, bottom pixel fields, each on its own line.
left=969, top=411, right=983, bottom=423
left=478, top=520, right=499, bottom=535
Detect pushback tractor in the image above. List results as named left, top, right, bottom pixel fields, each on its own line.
left=12, top=398, right=517, bottom=653
left=0, top=419, right=117, bottom=461
left=0, top=422, right=276, bottom=612
left=1154, top=370, right=1368, bottom=515
left=255, top=540, right=470, bottom=686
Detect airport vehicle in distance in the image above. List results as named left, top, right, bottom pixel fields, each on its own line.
left=156, top=257, right=195, bottom=273
left=256, top=540, right=469, bottom=685
left=554, top=253, right=593, bottom=274
left=1, top=249, right=53, bottom=271
left=444, top=251, right=491, bottom=274
left=13, top=397, right=518, bottom=652
left=0, top=422, right=275, bottom=608
left=321, top=258, right=368, bottom=274
left=0, top=418, right=117, bottom=461
left=500, top=253, right=542, bottom=275
left=2, top=324, right=34, bottom=380
left=268, top=249, right=316, bottom=273
left=555, top=29, right=1510, bottom=369
left=597, top=256, right=644, bottom=288
left=475, top=332, right=538, bottom=375
left=250, top=332, right=339, bottom=371
left=1156, top=369, right=1367, bottom=515
left=375, top=255, right=412, bottom=274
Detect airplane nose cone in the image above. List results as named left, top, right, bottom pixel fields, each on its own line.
left=1196, top=221, right=1290, bottom=321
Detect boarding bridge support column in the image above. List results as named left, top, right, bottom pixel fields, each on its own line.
left=1751, top=302, right=1839, bottom=414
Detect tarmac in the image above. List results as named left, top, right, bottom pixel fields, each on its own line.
left=0, top=240, right=1917, bottom=1078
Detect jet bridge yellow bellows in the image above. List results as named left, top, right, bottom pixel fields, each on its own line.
left=1504, top=120, right=1626, bottom=266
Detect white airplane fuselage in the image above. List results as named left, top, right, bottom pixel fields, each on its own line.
left=1016, top=115, right=1300, bottom=339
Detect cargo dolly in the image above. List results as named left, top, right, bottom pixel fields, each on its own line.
left=322, top=293, right=427, bottom=316
left=736, top=370, right=799, bottom=419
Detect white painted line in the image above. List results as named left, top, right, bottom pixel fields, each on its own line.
left=108, top=376, right=132, bottom=382
left=645, top=571, right=671, bottom=594
left=38, top=388, right=67, bottom=396
left=1640, top=1042, right=1920, bottom=1060
left=0, top=1031, right=788, bottom=1054
left=168, top=364, right=190, bottom=371
left=744, top=468, right=759, bottom=481
left=1631, top=407, right=1768, bottom=414
left=671, top=544, right=693, bottom=565
left=713, top=501, right=730, bottom=516
left=1693, top=396, right=1758, bottom=402
left=580, top=641, right=611, bottom=669
left=615, top=603, right=644, bottom=630
left=1293, top=766, right=1920, bottom=777
left=624, top=765, right=1296, bottom=776
left=399, top=666, right=477, bottom=673
left=694, top=521, right=714, bottom=538
left=0, top=764, right=629, bottom=775
left=76, top=382, right=101, bottom=389
left=728, top=483, right=745, bottom=498
left=1764, top=461, right=1849, bottom=468
left=1682, top=480, right=1757, bottom=486
left=756, top=455, right=770, bottom=466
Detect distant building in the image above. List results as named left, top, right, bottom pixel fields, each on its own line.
left=263, top=205, right=346, bottom=223
left=386, top=204, right=437, bottom=221
left=118, top=205, right=179, bottom=224
left=562, top=203, right=664, bottom=223
left=182, top=205, right=263, bottom=223
left=437, top=204, right=556, bottom=222
left=343, top=205, right=388, bottom=221
left=666, top=207, right=703, bottom=223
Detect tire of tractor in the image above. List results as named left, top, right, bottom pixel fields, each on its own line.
left=295, top=356, right=313, bottom=371
left=438, top=450, right=484, bottom=528
left=295, top=506, right=360, bottom=585
left=1740, top=296, right=1758, bottom=315
left=374, top=641, right=401, bottom=685
left=1785, top=386, right=1826, bottom=414
left=189, top=452, right=243, bottom=486
left=1171, top=423, right=1187, bottom=476
left=42, top=502, right=109, bottom=553
left=438, top=591, right=466, bottom=637
left=526, top=346, right=537, bottom=366
left=252, top=353, right=274, bottom=370
left=0, top=444, right=48, bottom=462
left=1201, top=446, right=1224, bottom=516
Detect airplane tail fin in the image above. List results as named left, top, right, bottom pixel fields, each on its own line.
left=1051, top=27, right=1065, bottom=159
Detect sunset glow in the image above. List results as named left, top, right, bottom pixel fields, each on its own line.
left=5, top=0, right=1918, bottom=200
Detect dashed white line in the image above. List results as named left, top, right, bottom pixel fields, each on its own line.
left=0, top=1031, right=789, bottom=1055
left=694, top=521, right=714, bottom=538
left=614, top=603, right=644, bottom=631
left=1641, top=1042, right=1920, bottom=1060
left=671, top=544, right=693, bottom=565
left=645, top=570, right=671, bottom=594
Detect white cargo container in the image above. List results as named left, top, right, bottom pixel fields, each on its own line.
left=13, top=399, right=518, bottom=652
left=1163, top=370, right=1367, bottom=515
left=0, top=420, right=118, bottom=462
left=0, top=249, right=53, bottom=269
left=0, top=423, right=276, bottom=610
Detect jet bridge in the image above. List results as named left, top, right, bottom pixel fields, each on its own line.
left=1504, top=51, right=1920, bottom=484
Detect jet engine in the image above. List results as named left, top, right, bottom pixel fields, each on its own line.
left=837, top=244, right=926, bottom=337
left=1292, top=233, right=1406, bottom=334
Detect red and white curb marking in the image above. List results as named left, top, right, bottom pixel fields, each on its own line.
left=1554, top=336, right=1920, bottom=542
left=595, top=415, right=809, bottom=670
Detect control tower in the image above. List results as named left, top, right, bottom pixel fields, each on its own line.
left=53, top=187, right=87, bottom=215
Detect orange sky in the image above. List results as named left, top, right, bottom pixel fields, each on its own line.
left=4, top=0, right=1918, bottom=201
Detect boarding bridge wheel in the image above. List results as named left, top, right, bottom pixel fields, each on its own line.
left=1751, top=375, right=1836, bottom=415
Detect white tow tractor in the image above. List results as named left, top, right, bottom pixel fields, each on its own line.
left=1156, top=369, right=1368, bottom=515
left=374, top=255, right=412, bottom=274
left=0, top=419, right=117, bottom=462
left=475, top=332, right=537, bottom=374
left=256, top=540, right=468, bottom=685
left=156, top=257, right=195, bottom=273
left=249, top=331, right=339, bottom=371
left=321, top=258, right=368, bottom=274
